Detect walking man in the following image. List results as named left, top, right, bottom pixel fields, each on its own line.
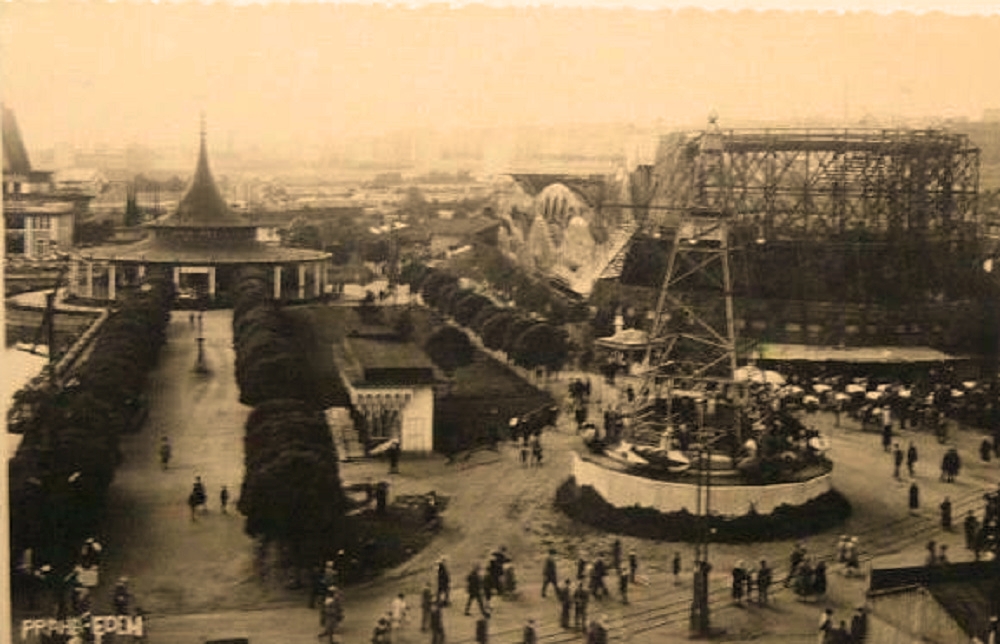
left=672, top=551, right=681, bottom=585
left=906, top=442, right=918, bottom=477
left=159, top=436, right=171, bottom=471
left=573, top=581, right=589, bottom=631
left=475, top=610, right=490, bottom=644
left=818, top=608, right=834, bottom=644
left=965, top=511, right=980, bottom=551
left=909, top=482, right=920, bottom=514
left=429, top=600, right=445, bottom=644
left=882, top=406, right=893, bottom=443
left=618, top=569, right=629, bottom=604
left=558, top=579, right=572, bottom=629
left=388, top=440, right=401, bottom=474
left=850, top=606, right=868, bottom=643
left=542, top=549, right=558, bottom=598
left=757, top=560, right=772, bottom=605
left=464, top=565, right=486, bottom=617
left=436, top=556, right=450, bottom=606
left=893, top=444, right=904, bottom=479
left=940, top=496, right=952, bottom=531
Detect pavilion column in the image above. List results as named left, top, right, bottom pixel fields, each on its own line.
left=273, top=266, right=282, bottom=300
left=108, top=264, right=117, bottom=301
left=138, top=264, right=146, bottom=281
left=70, top=261, right=79, bottom=296
left=298, top=264, right=306, bottom=300
left=208, top=266, right=217, bottom=298
left=314, top=263, right=322, bottom=297
left=173, top=267, right=181, bottom=290
left=86, top=262, right=94, bottom=298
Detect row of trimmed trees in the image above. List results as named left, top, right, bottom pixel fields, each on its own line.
left=9, top=276, right=175, bottom=568
left=231, top=268, right=346, bottom=565
left=400, top=262, right=571, bottom=373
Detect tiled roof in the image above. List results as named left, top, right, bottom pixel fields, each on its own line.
left=337, top=336, right=439, bottom=387
left=870, top=562, right=1000, bottom=641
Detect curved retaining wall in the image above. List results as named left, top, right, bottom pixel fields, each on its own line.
left=572, top=452, right=832, bottom=517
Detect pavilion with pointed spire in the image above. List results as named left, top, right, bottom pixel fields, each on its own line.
left=70, top=123, right=329, bottom=303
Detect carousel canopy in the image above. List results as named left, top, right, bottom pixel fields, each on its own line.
left=594, top=328, right=664, bottom=351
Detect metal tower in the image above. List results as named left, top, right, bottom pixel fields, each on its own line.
left=639, top=116, right=739, bottom=409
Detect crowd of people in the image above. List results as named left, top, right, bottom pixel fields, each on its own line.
left=15, top=535, right=144, bottom=643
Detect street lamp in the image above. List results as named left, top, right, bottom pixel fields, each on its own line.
left=194, top=305, right=208, bottom=374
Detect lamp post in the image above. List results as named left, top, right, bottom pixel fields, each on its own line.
left=690, top=398, right=712, bottom=638
left=194, top=305, right=208, bottom=374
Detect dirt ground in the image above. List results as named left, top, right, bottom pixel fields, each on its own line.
left=18, top=308, right=999, bottom=644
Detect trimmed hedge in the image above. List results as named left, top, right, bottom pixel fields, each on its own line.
left=555, top=476, right=851, bottom=543
left=8, top=278, right=175, bottom=567
left=232, top=270, right=346, bottom=564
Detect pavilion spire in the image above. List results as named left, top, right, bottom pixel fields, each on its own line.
left=173, top=113, right=236, bottom=225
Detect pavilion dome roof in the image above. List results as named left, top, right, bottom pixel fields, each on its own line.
left=150, top=129, right=251, bottom=229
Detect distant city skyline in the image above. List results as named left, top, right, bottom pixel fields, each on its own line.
left=2, top=5, right=999, bottom=154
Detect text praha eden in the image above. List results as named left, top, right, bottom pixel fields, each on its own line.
left=22, top=615, right=144, bottom=640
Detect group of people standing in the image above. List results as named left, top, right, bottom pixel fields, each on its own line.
left=730, top=559, right=774, bottom=606
left=186, top=475, right=229, bottom=520
left=818, top=605, right=868, bottom=644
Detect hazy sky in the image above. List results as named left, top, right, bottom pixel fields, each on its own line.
left=2, top=2, right=999, bottom=150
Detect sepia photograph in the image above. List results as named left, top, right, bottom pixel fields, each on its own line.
left=2, top=1, right=1000, bottom=642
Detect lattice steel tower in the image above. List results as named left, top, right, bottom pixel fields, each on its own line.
left=639, top=115, right=740, bottom=413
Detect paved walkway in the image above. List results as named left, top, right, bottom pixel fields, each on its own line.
left=73, top=309, right=1000, bottom=643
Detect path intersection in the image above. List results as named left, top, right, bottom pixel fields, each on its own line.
left=83, top=311, right=1000, bottom=643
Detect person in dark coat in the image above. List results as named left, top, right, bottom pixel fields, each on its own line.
left=436, top=557, right=451, bottom=606
left=489, top=548, right=508, bottom=597
left=731, top=562, right=745, bottom=605
left=542, top=549, right=558, bottom=598
left=611, top=539, right=622, bottom=573
left=892, top=444, right=904, bottom=479
left=940, top=497, right=953, bottom=531
left=573, top=582, right=589, bottom=630
left=909, top=482, right=920, bottom=514
left=590, top=558, right=608, bottom=599
left=906, top=442, right=918, bottom=477
left=557, top=579, right=572, bottom=628
left=429, top=601, right=445, bottom=644
left=522, top=618, right=538, bottom=644
left=628, top=551, right=638, bottom=584
left=881, top=423, right=893, bottom=453
left=813, top=561, right=827, bottom=596
left=850, top=606, right=868, bottom=643
left=587, top=616, right=608, bottom=644
left=475, top=610, right=490, bottom=644
left=672, top=551, right=682, bottom=585
left=964, top=511, right=980, bottom=551
left=388, top=440, right=401, bottom=474
left=757, top=561, right=772, bottom=605
left=464, top=565, right=486, bottom=616
left=576, top=557, right=587, bottom=581
left=618, top=570, right=629, bottom=604
left=981, top=438, right=993, bottom=462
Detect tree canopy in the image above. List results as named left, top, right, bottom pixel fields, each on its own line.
left=424, top=326, right=474, bottom=376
